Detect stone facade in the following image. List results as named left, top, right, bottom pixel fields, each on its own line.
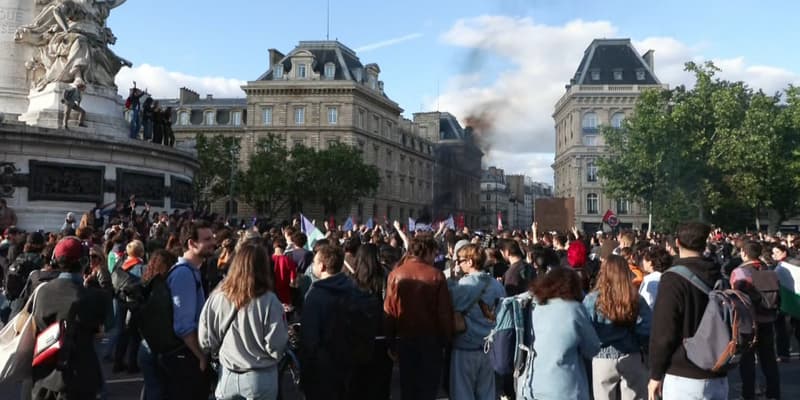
left=412, top=111, right=482, bottom=227
left=480, top=167, right=508, bottom=229
left=164, top=41, right=439, bottom=223
left=552, top=39, right=667, bottom=233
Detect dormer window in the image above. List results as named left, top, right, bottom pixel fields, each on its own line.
left=179, top=111, right=189, bottom=125
left=324, top=62, right=336, bottom=79
left=613, top=70, right=623, bottom=80
left=591, top=70, right=600, bottom=80
left=273, top=64, right=283, bottom=79
left=297, top=64, right=307, bottom=79
left=204, top=111, right=215, bottom=126
left=636, top=69, right=646, bottom=81
left=368, top=75, right=377, bottom=89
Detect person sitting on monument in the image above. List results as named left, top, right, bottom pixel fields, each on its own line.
left=61, top=81, right=87, bottom=129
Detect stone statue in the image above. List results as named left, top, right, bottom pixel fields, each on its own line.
left=13, top=0, right=132, bottom=91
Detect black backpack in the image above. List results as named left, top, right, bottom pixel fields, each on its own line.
left=111, top=260, right=144, bottom=305
left=134, top=264, right=198, bottom=354
left=324, top=288, right=382, bottom=366
left=4, top=253, right=44, bottom=301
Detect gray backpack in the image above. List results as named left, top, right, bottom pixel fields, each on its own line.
left=667, top=265, right=757, bottom=373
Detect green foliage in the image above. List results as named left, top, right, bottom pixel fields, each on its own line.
left=599, top=61, right=800, bottom=232
left=194, top=133, right=241, bottom=210
left=237, top=136, right=380, bottom=219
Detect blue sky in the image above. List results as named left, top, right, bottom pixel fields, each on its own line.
left=109, top=0, right=800, bottom=184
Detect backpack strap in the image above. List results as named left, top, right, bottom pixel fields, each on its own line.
left=666, top=265, right=711, bottom=295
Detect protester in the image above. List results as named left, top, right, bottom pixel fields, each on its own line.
left=583, top=254, right=652, bottom=400
left=384, top=234, right=454, bottom=400
left=0, top=198, right=17, bottom=233
left=639, top=246, right=672, bottom=309
left=61, top=81, right=87, bottom=129
left=530, top=266, right=600, bottom=400
left=500, top=239, right=534, bottom=296
left=200, top=244, right=289, bottom=400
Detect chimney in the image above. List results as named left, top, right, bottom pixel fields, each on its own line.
left=206, top=94, right=213, bottom=100
left=179, top=87, right=199, bottom=105
left=643, top=49, right=655, bottom=72
left=268, top=48, right=285, bottom=67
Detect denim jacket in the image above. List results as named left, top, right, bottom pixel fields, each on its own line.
left=448, top=271, right=505, bottom=350
left=582, top=291, right=651, bottom=358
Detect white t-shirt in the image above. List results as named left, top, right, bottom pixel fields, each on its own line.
left=639, top=271, right=662, bottom=309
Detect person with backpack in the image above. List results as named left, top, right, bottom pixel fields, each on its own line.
left=384, top=234, right=454, bottom=400
left=300, top=244, right=374, bottom=400
left=199, top=244, right=289, bottom=400
left=3, top=232, right=45, bottom=321
left=500, top=239, right=535, bottom=296
left=448, top=243, right=505, bottom=400
left=648, top=222, right=728, bottom=400
left=583, top=255, right=652, bottom=400
left=162, top=221, right=216, bottom=400
left=730, top=240, right=781, bottom=400
left=29, top=236, right=108, bottom=399
left=111, top=240, right=146, bottom=373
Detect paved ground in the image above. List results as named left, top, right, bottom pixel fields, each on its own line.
left=1, top=353, right=797, bottom=399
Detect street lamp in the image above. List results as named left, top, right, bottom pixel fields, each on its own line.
left=228, top=145, right=239, bottom=219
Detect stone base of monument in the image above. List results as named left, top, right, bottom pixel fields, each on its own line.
left=0, top=122, right=198, bottom=232
left=18, top=82, right=130, bottom=137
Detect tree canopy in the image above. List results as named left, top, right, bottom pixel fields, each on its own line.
left=194, top=133, right=241, bottom=211
left=598, top=61, right=800, bottom=232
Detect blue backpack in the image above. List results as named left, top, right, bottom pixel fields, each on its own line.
left=484, top=292, right=534, bottom=376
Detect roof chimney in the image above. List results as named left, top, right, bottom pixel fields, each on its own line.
left=179, top=87, right=199, bottom=105
left=268, top=48, right=285, bottom=67
left=643, top=50, right=655, bottom=72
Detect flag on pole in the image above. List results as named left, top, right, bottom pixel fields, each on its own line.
left=777, top=260, right=800, bottom=318
left=300, top=213, right=325, bottom=250
left=366, top=217, right=374, bottom=230
left=456, top=213, right=465, bottom=230
left=602, top=209, right=619, bottom=227
left=343, top=216, right=354, bottom=232
left=408, top=217, right=416, bottom=232
left=497, top=211, right=503, bottom=231
left=444, top=214, right=455, bottom=230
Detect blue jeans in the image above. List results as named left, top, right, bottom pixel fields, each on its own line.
left=138, top=340, right=163, bottom=400
left=449, top=348, right=495, bottom=400
left=215, top=367, right=278, bottom=400
left=129, top=108, right=141, bottom=138
left=142, top=118, right=153, bottom=140
left=662, top=374, right=728, bottom=400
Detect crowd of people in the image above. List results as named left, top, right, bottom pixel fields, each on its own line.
left=127, top=85, right=175, bottom=146
left=0, top=201, right=799, bottom=400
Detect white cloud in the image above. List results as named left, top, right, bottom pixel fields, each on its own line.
left=355, top=33, right=423, bottom=53
left=436, top=16, right=800, bottom=185
left=114, top=64, right=246, bottom=99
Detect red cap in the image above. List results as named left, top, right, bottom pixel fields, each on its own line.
left=54, top=237, right=85, bottom=265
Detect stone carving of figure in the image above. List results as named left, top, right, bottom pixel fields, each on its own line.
left=13, top=0, right=132, bottom=90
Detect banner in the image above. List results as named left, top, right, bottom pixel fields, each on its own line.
left=602, top=209, right=619, bottom=227
left=300, top=213, right=325, bottom=250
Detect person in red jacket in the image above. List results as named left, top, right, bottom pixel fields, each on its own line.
left=271, top=238, right=297, bottom=312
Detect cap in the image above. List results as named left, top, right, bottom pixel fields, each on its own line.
left=453, top=239, right=470, bottom=256
left=53, top=236, right=86, bottom=265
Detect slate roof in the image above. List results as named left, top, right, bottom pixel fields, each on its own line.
left=439, top=112, right=467, bottom=140
left=572, top=39, right=660, bottom=85
left=159, top=97, right=246, bottom=109
left=257, top=40, right=366, bottom=82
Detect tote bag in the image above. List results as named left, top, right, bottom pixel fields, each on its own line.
left=0, top=285, right=43, bottom=382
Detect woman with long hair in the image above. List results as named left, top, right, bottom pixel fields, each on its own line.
left=583, top=254, right=652, bottom=400
left=347, top=243, right=392, bottom=400
left=529, top=267, right=600, bottom=400
left=200, top=244, right=289, bottom=400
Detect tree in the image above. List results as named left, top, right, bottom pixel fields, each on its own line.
left=238, top=135, right=294, bottom=219
left=306, top=143, right=380, bottom=216
left=599, top=61, right=800, bottom=232
left=194, top=133, right=240, bottom=211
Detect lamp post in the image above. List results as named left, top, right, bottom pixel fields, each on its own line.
left=228, top=146, right=239, bottom=219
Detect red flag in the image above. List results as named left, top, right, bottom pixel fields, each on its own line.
left=602, top=209, right=619, bottom=227
left=329, top=215, right=335, bottom=229
left=457, top=213, right=465, bottom=230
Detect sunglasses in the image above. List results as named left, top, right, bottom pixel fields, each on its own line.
left=456, top=258, right=468, bottom=264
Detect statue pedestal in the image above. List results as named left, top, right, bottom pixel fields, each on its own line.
left=18, top=82, right=129, bottom=138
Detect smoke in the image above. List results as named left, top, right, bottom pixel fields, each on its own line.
left=463, top=100, right=503, bottom=157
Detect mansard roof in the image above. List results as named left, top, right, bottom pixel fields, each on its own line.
left=571, top=39, right=660, bottom=85
left=257, top=40, right=366, bottom=82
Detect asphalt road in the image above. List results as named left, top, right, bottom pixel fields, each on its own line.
left=0, top=353, right=797, bottom=399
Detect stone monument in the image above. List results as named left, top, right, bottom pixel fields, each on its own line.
left=0, top=0, right=198, bottom=231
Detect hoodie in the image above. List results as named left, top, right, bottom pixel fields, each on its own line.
left=649, top=256, right=725, bottom=381
left=300, top=273, right=356, bottom=362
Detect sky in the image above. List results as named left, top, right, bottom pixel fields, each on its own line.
left=108, top=0, right=800, bottom=185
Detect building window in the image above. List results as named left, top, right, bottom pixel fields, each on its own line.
left=584, top=135, right=598, bottom=146
left=327, top=107, right=338, bottom=124
left=611, top=112, right=625, bottom=129
left=587, top=193, right=599, bottom=214
left=486, top=193, right=491, bottom=201
left=293, top=139, right=304, bottom=148
left=587, top=160, right=598, bottom=182
left=294, top=107, right=305, bottom=125
left=636, top=69, right=645, bottom=81
left=179, top=111, right=189, bottom=125
left=324, top=62, right=335, bottom=79
left=616, top=199, right=629, bottom=215
left=373, top=116, right=379, bottom=133
left=613, top=70, right=623, bottom=80
left=590, top=70, right=600, bottom=80
left=262, top=107, right=272, bottom=126
left=232, top=111, right=242, bottom=126
left=204, top=111, right=215, bottom=125
left=582, top=112, right=598, bottom=133
left=297, top=63, right=307, bottom=79
left=273, top=64, right=283, bottom=79
left=357, top=109, right=365, bottom=128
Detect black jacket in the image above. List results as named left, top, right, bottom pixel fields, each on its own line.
left=649, top=256, right=725, bottom=380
